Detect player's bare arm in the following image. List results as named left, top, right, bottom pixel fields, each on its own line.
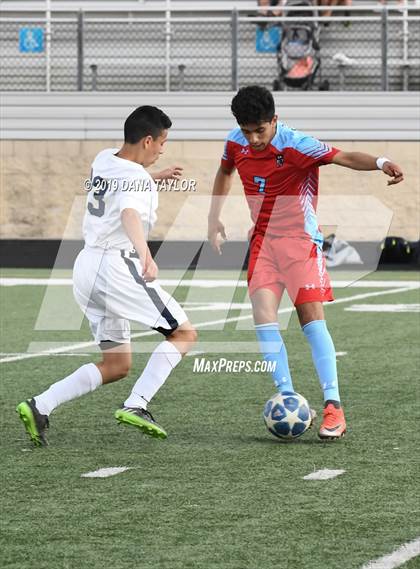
left=208, top=165, right=235, bottom=254
left=332, top=151, right=404, bottom=185
left=151, top=165, right=184, bottom=181
left=121, top=207, right=158, bottom=282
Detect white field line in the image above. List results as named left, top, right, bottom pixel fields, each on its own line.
left=1, top=278, right=74, bottom=286
left=0, top=313, right=255, bottom=364
left=345, top=304, right=420, bottom=313
left=0, top=285, right=416, bottom=365
left=183, top=302, right=252, bottom=311
left=329, top=286, right=419, bottom=306
left=0, top=278, right=419, bottom=289
left=1, top=350, right=206, bottom=358
left=360, top=537, right=420, bottom=569
left=186, top=350, right=206, bottom=357
left=81, top=467, right=132, bottom=478
left=0, top=339, right=116, bottom=363
left=0, top=352, right=92, bottom=357
left=0, top=344, right=351, bottom=357
left=303, top=469, right=345, bottom=480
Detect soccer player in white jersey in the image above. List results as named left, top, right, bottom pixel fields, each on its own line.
left=17, top=106, right=197, bottom=446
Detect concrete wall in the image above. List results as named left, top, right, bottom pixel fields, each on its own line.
left=1, top=139, right=419, bottom=241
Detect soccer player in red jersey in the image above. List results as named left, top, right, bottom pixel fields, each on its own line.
left=208, top=86, right=403, bottom=439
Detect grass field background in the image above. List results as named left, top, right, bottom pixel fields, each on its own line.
left=1, top=269, right=419, bottom=569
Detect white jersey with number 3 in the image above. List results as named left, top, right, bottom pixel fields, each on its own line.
left=74, top=148, right=187, bottom=344
left=83, top=148, right=158, bottom=250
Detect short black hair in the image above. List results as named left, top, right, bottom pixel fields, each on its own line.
left=231, top=86, right=275, bottom=126
left=124, top=105, right=172, bottom=144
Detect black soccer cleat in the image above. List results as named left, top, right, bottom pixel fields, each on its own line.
left=16, top=398, right=49, bottom=447
left=115, top=406, right=167, bottom=439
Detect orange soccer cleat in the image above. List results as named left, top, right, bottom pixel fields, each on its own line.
left=318, top=400, right=347, bottom=440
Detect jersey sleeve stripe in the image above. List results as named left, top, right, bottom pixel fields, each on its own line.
left=222, top=142, right=229, bottom=160
left=301, top=142, right=331, bottom=158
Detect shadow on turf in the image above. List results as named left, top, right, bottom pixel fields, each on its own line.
left=233, top=434, right=327, bottom=446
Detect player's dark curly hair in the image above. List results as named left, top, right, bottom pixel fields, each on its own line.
left=231, top=86, right=275, bottom=126
left=124, top=105, right=172, bottom=143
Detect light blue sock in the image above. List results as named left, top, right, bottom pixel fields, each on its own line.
left=255, top=323, right=295, bottom=394
left=302, top=320, right=340, bottom=403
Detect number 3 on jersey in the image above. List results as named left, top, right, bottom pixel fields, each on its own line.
left=253, top=176, right=266, bottom=194
left=88, top=176, right=107, bottom=218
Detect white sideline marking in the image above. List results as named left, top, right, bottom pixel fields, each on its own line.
left=345, top=304, right=420, bottom=313
left=81, top=467, right=131, bottom=478
left=336, top=351, right=347, bottom=356
left=0, top=352, right=91, bottom=357
left=360, top=537, right=420, bottom=569
left=0, top=313, right=255, bottom=364
left=329, top=286, right=419, bottom=306
left=303, top=469, right=345, bottom=480
left=0, top=340, right=109, bottom=363
left=0, top=285, right=416, bottom=364
left=1, top=278, right=73, bottom=286
left=1, top=277, right=419, bottom=289
left=182, top=302, right=252, bottom=311
left=186, top=351, right=206, bottom=357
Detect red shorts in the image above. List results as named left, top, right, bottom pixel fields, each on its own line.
left=247, top=234, right=334, bottom=305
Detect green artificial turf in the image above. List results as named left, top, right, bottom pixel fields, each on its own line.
left=1, top=270, right=419, bottom=569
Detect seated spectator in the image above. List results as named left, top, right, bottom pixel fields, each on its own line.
left=257, top=0, right=285, bottom=18
left=372, top=1, right=406, bottom=15
left=319, top=0, right=352, bottom=18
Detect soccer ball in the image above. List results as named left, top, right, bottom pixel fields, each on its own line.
left=263, top=392, right=312, bottom=440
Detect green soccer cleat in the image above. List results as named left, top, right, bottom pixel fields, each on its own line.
left=115, top=406, right=167, bottom=439
left=16, top=398, right=49, bottom=447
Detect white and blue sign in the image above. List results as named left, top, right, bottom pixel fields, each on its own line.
left=256, top=26, right=282, bottom=53
left=19, top=27, right=44, bottom=53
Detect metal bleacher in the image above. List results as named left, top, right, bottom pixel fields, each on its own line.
left=0, top=1, right=419, bottom=92
left=1, top=91, right=419, bottom=140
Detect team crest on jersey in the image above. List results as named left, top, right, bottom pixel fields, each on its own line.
left=276, top=154, right=284, bottom=167
left=241, top=147, right=249, bottom=155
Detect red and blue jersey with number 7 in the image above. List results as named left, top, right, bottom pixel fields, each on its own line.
left=221, top=123, right=340, bottom=243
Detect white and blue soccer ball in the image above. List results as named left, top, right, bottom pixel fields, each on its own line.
left=263, top=392, right=312, bottom=440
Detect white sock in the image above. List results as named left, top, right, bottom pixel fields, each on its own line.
left=34, top=363, right=103, bottom=416
left=124, top=341, right=182, bottom=409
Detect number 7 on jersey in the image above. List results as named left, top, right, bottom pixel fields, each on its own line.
left=253, top=176, right=266, bottom=194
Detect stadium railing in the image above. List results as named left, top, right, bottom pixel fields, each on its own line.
left=0, top=4, right=419, bottom=91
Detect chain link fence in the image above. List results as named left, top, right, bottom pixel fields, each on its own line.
left=1, top=19, right=48, bottom=90
left=170, top=19, right=232, bottom=91
left=50, top=20, right=78, bottom=90
left=0, top=7, right=419, bottom=92
left=83, top=19, right=167, bottom=91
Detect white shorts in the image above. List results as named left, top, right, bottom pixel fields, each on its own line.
left=73, top=247, right=188, bottom=347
